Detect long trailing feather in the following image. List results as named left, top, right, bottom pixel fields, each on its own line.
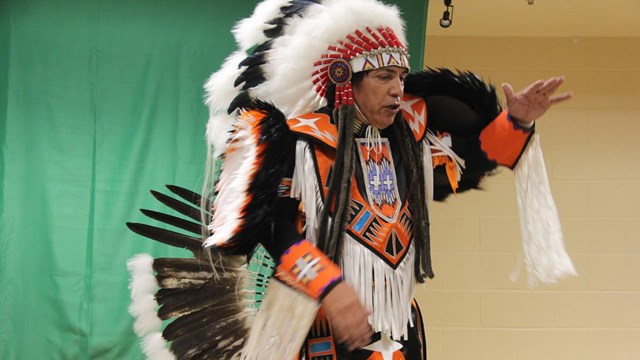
left=126, top=223, right=202, bottom=254
left=170, top=316, right=247, bottom=360
left=150, top=190, right=201, bottom=222
left=163, top=303, right=247, bottom=341
left=166, top=185, right=206, bottom=209
left=140, top=209, right=203, bottom=235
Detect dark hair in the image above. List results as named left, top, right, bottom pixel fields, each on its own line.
left=317, top=73, right=433, bottom=281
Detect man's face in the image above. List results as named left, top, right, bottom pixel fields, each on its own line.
left=352, top=66, right=408, bottom=129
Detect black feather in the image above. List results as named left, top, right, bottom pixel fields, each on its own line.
left=238, top=52, right=266, bottom=68
left=166, top=184, right=206, bottom=209
left=140, top=209, right=202, bottom=235
left=150, top=190, right=201, bottom=222
left=156, top=281, right=239, bottom=319
left=126, top=222, right=201, bottom=254
left=227, top=90, right=252, bottom=114
left=252, top=40, right=272, bottom=54
left=162, top=303, right=245, bottom=341
left=234, top=65, right=266, bottom=89
left=170, top=316, right=246, bottom=360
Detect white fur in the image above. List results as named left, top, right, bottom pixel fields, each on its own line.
left=240, top=280, right=318, bottom=360
left=252, top=0, right=407, bottom=117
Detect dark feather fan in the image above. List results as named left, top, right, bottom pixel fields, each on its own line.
left=127, top=185, right=275, bottom=359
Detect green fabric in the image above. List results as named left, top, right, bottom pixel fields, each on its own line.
left=0, top=1, right=427, bottom=359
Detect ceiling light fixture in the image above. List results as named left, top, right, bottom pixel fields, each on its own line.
left=439, top=0, right=454, bottom=28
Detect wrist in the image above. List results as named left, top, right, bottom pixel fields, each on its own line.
left=275, top=239, right=342, bottom=300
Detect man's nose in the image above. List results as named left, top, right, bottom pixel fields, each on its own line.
left=389, top=77, right=404, bottom=98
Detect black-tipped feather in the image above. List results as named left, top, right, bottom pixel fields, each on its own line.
left=234, top=65, right=266, bottom=88
left=150, top=190, right=201, bottom=222
left=238, top=52, right=266, bottom=68
left=228, top=90, right=252, bottom=114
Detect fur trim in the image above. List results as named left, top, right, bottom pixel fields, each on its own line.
left=241, top=280, right=318, bottom=360
left=513, top=133, right=577, bottom=286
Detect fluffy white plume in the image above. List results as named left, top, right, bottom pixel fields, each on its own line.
left=232, top=0, right=292, bottom=51
left=204, top=51, right=248, bottom=155
left=127, top=254, right=162, bottom=336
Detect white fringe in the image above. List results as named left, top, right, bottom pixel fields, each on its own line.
left=290, top=140, right=323, bottom=245
left=240, top=280, right=319, bottom=360
left=127, top=254, right=175, bottom=360
left=513, top=133, right=577, bottom=287
left=422, top=138, right=434, bottom=204
left=340, top=236, right=416, bottom=340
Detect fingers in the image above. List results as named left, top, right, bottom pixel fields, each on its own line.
left=501, top=82, right=516, bottom=102
left=331, top=304, right=373, bottom=350
left=321, top=282, right=373, bottom=351
left=536, top=76, right=564, bottom=97
left=550, top=91, right=573, bottom=104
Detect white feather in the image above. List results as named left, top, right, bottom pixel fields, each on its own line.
left=204, top=51, right=247, bottom=154
left=142, top=333, right=176, bottom=360
left=128, top=254, right=175, bottom=359
left=204, top=113, right=259, bottom=248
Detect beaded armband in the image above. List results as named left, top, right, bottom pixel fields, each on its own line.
left=479, top=110, right=534, bottom=169
left=275, top=240, right=342, bottom=300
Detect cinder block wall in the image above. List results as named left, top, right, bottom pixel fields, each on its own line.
left=415, top=36, right=640, bottom=359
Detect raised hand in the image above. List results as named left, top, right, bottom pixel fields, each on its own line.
left=502, top=76, right=573, bottom=125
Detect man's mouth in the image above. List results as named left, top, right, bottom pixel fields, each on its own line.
left=385, top=104, right=400, bottom=111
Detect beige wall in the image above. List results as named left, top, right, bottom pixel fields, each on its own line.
left=415, top=36, right=640, bottom=359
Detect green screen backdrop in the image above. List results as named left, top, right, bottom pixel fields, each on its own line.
left=0, top=1, right=427, bottom=359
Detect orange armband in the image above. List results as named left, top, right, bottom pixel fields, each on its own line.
left=275, top=240, right=342, bottom=300
left=479, top=111, right=534, bottom=169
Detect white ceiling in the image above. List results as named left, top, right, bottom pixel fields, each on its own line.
left=426, top=0, right=640, bottom=37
